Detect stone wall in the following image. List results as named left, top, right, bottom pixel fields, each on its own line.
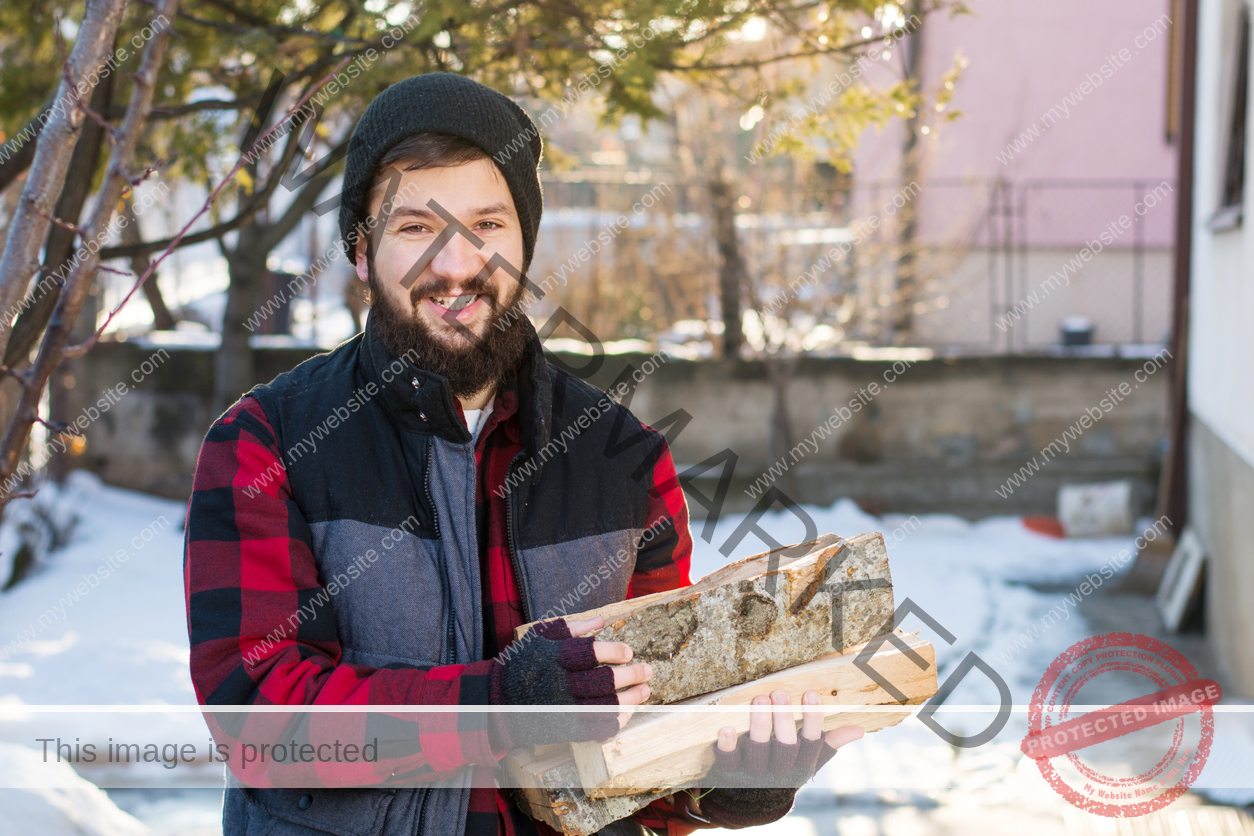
left=69, top=340, right=1168, bottom=519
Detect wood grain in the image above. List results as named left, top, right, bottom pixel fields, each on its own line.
left=572, top=630, right=937, bottom=797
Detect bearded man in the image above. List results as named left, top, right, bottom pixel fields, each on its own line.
left=184, top=72, right=858, bottom=836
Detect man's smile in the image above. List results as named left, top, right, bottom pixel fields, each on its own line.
left=423, top=293, right=485, bottom=322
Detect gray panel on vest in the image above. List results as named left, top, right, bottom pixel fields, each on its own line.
left=517, top=529, right=641, bottom=620
left=309, top=519, right=449, bottom=667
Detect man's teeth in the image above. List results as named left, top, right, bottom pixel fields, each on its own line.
left=432, top=295, right=477, bottom=311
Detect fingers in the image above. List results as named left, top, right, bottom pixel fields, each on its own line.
left=591, top=639, right=634, bottom=666
left=613, top=681, right=651, bottom=729
left=610, top=661, right=653, bottom=691
left=824, top=725, right=865, bottom=750
left=748, top=694, right=772, bottom=743
left=616, top=682, right=651, bottom=705
left=772, top=689, right=798, bottom=746
left=717, top=726, right=738, bottom=753
left=800, top=689, right=824, bottom=741
left=566, top=616, right=605, bottom=637
left=614, top=681, right=650, bottom=730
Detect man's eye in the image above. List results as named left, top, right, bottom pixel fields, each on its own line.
left=400, top=225, right=427, bottom=233
left=478, top=221, right=501, bottom=230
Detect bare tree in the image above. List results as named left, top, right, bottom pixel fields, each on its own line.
left=4, top=68, right=116, bottom=370
left=0, top=0, right=128, bottom=362
left=0, top=0, right=180, bottom=517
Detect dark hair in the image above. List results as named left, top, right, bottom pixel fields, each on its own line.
left=369, top=132, right=491, bottom=196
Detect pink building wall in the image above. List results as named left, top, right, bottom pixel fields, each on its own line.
left=829, top=0, right=1181, bottom=347
left=851, top=0, right=1179, bottom=247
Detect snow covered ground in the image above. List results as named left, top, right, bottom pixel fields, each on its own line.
left=0, top=477, right=1247, bottom=834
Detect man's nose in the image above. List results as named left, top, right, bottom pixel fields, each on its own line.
left=428, top=226, right=485, bottom=283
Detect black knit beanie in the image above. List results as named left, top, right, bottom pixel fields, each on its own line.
left=338, top=72, right=544, bottom=270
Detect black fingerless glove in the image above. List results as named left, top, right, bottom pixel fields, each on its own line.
left=689, top=734, right=839, bottom=828
left=488, top=619, right=620, bottom=747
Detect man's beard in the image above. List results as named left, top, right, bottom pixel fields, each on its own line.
left=366, top=262, right=532, bottom=399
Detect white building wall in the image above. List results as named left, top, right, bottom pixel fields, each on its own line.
left=1189, top=0, right=1254, bottom=466
left=1188, top=0, right=1254, bottom=695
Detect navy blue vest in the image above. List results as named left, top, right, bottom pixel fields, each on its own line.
left=225, top=321, right=668, bottom=836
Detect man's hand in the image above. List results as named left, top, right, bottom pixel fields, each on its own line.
left=716, top=688, right=864, bottom=762
left=685, top=689, right=863, bottom=828
left=488, top=616, right=653, bottom=747
left=565, top=616, right=654, bottom=729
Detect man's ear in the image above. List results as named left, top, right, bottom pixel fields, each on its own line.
left=354, top=236, right=370, bottom=282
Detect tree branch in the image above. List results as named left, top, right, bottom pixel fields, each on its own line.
left=177, top=5, right=378, bottom=45
left=98, top=77, right=329, bottom=260
left=654, top=37, right=891, bottom=72
left=257, top=137, right=350, bottom=252
left=74, top=53, right=355, bottom=351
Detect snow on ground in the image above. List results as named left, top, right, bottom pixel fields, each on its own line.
left=690, top=500, right=1158, bottom=833
left=691, top=499, right=1137, bottom=712
left=0, top=742, right=148, bottom=836
left=0, top=480, right=1231, bottom=833
left=0, top=474, right=217, bottom=791
left=0, top=473, right=192, bottom=707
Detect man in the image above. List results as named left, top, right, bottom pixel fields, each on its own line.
left=184, top=72, right=858, bottom=836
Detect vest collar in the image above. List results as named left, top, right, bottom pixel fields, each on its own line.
left=358, top=317, right=552, bottom=455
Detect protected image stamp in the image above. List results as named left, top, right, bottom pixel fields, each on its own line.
left=1021, top=631, right=1220, bottom=817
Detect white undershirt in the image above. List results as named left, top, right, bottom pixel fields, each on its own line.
left=462, top=402, right=495, bottom=442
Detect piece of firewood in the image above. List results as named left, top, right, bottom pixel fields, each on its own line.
left=514, top=533, right=894, bottom=705
left=502, top=742, right=694, bottom=835
left=571, top=629, right=937, bottom=797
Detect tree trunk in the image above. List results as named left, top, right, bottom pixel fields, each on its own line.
left=120, top=196, right=177, bottom=330
left=14, top=71, right=114, bottom=482
left=0, top=0, right=128, bottom=362
left=4, top=68, right=114, bottom=370
left=214, top=226, right=267, bottom=415
left=891, top=0, right=925, bottom=344
left=48, top=279, right=99, bottom=481
left=708, top=172, right=746, bottom=359
left=0, top=98, right=54, bottom=195
left=210, top=134, right=347, bottom=414
left=0, top=0, right=178, bottom=518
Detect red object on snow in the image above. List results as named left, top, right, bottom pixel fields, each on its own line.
left=1022, top=516, right=1066, bottom=538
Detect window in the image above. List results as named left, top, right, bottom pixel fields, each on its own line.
left=1212, top=4, right=1249, bottom=230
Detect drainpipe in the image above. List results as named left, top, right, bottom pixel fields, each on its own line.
left=1157, top=0, right=1198, bottom=534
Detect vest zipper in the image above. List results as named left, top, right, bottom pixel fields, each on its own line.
left=504, top=452, right=531, bottom=624
left=424, top=446, right=457, bottom=665
left=413, top=785, right=431, bottom=836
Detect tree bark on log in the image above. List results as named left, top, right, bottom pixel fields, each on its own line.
left=515, top=533, right=895, bottom=705
left=500, top=632, right=936, bottom=828
left=502, top=746, right=688, bottom=836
